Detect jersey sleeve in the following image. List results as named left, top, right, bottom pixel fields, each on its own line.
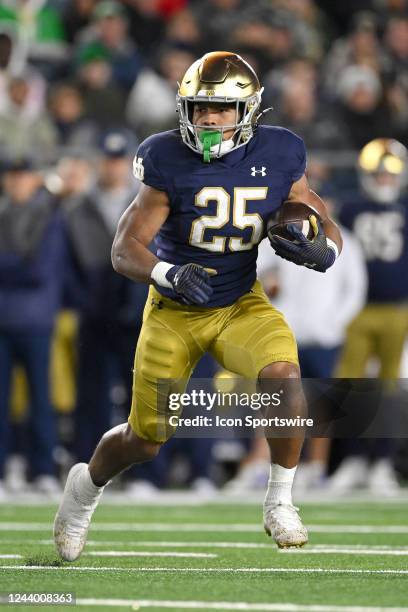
left=288, top=132, right=307, bottom=182
left=132, top=135, right=168, bottom=191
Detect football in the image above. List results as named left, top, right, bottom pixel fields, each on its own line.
left=267, top=200, right=319, bottom=243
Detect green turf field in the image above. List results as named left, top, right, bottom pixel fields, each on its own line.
left=0, top=499, right=408, bottom=610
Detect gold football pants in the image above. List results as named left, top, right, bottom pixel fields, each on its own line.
left=337, top=303, right=408, bottom=379
left=129, top=280, right=298, bottom=442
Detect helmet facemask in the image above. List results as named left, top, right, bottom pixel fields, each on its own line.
left=177, top=92, right=262, bottom=161
left=176, top=52, right=263, bottom=162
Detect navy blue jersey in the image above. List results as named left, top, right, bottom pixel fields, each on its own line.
left=339, top=196, right=408, bottom=302
left=133, top=126, right=306, bottom=306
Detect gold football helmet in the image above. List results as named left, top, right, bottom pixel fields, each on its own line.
left=176, top=51, right=263, bottom=160
left=358, top=138, right=408, bottom=204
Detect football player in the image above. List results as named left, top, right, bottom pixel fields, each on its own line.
left=337, top=138, right=408, bottom=380
left=327, top=139, right=408, bottom=494
left=54, top=51, right=342, bottom=559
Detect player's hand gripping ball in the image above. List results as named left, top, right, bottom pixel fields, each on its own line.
left=166, top=263, right=217, bottom=305
left=267, top=201, right=336, bottom=272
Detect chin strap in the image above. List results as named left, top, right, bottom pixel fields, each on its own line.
left=256, top=106, right=274, bottom=123
left=199, top=130, right=222, bottom=163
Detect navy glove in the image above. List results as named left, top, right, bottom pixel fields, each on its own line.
left=166, top=263, right=216, bottom=305
left=269, top=215, right=336, bottom=273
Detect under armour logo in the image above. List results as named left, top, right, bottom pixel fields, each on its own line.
left=251, top=166, right=266, bottom=176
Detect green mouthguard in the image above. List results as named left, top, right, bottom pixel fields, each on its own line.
left=199, top=131, right=222, bottom=163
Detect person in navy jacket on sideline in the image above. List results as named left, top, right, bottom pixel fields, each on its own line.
left=0, top=157, right=69, bottom=495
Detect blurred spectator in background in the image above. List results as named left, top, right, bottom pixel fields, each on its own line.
left=192, top=0, right=241, bottom=52
left=164, top=7, right=202, bottom=53
left=74, top=47, right=128, bottom=127
left=263, top=57, right=318, bottom=106
left=48, top=82, right=100, bottom=150
left=0, top=25, right=25, bottom=76
left=126, top=45, right=194, bottom=138
left=329, top=138, right=408, bottom=495
left=122, top=0, right=165, bottom=54
left=55, top=154, right=95, bottom=203
left=47, top=155, right=95, bottom=420
left=0, top=27, right=47, bottom=120
left=0, top=72, right=57, bottom=160
left=383, top=15, right=408, bottom=144
left=230, top=10, right=299, bottom=76
left=272, top=0, right=332, bottom=61
left=336, top=65, right=392, bottom=149
left=383, top=14, right=408, bottom=77
left=0, top=0, right=68, bottom=79
left=323, top=12, right=388, bottom=95
left=62, top=131, right=145, bottom=463
left=264, top=66, right=349, bottom=151
left=0, top=157, right=69, bottom=496
left=63, top=0, right=98, bottom=45
left=75, top=0, right=143, bottom=92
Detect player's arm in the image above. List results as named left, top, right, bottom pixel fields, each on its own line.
left=269, top=175, right=342, bottom=273
left=287, top=174, right=343, bottom=254
left=112, top=184, right=169, bottom=283
left=111, top=184, right=215, bottom=305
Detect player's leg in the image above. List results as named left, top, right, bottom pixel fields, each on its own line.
left=259, top=361, right=308, bottom=547
left=211, top=281, right=307, bottom=547
left=54, top=424, right=162, bottom=562
left=376, top=304, right=408, bottom=380
left=335, top=307, right=375, bottom=378
left=54, top=288, right=207, bottom=561
left=368, top=305, right=408, bottom=494
left=259, top=362, right=304, bottom=467
left=329, top=306, right=405, bottom=494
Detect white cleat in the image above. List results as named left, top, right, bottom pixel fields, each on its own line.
left=54, top=463, right=103, bottom=562
left=263, top=502, right=308, bottom=548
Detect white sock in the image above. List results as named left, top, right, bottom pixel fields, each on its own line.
left=264, top=463, right=297, bottom=506
left=75, top=465, right=105, bottom=505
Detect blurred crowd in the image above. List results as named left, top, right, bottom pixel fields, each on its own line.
left=2, top=0, right=408, bottom=159
left=1, top=0, right=408, bottom=499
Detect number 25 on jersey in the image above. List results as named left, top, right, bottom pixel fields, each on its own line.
left=190, top=186, right=268, bottom=253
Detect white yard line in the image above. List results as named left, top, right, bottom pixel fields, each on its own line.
left=2, top=490, right=408, bottom=505
left=3, top=542, right=408, bottom=555
left=279, top=547, right=408, bottom=556
left=308, top=526, right=408, bottom=534
left=85, top=551, right=217, bottom=558
left=64, top=540, right=271, bottom=549
left=75, top=599, right=408, bottom=611
left=1, top=565, right=408, bottom=575
left=0, top=539, right=406, bottom=550
left=2, top=543, right=408, bottom=556
left=1, top=540, right=408, bottom=551
left=1, top=523, right=408, bottom=533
